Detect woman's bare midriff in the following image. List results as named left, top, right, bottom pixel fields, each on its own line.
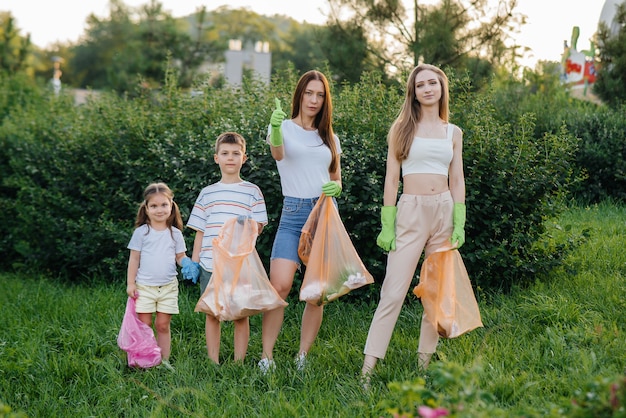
left=402, top=173, right=449, bottom=195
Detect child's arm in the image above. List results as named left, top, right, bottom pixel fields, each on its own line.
left=127, top=250, right=140, bottom=298
left=257, top=222, right=264, bottom=235
left=192, top=231, right=203, bottom=262
left=175, top=252, right=187, bottom=266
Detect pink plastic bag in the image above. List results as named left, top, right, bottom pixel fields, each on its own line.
left=117, top=296, right=162, bottom=368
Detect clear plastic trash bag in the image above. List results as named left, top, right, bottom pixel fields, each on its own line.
left=298, top=195, right=374, bottom=306
left=195, top=217, right=288, bottom=321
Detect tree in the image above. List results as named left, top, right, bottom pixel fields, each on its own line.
left=594, top=2, right=626, bottom=107
left=318, top=21, right=379, bottom=83
left=70, top=0, right=212, bottom=92
left=0, top=12, right=56, bottom=85
left=0, top=12, right=32, bottom=74
left=272, top=23, right=326, bottom=76
left=327, top=0, right=525, bottom=82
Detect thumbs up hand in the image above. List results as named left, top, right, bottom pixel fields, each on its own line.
left=269, top=98, right=286, bottom=146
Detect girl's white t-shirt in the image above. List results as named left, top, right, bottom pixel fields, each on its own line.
left=127, top=225, right=187, bottom=286
left=268, top=119, right=342, bottom=199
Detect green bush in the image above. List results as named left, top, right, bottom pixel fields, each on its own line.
left=491, top=71, right=626, bottom=204
left=565, top=104, right=626, bottom=203
left=0, top=71, right=47, bottom=122
left=0, top=66, right=587, bottom=293
left=0, top=72, right=57, bottom=269
left=452, top=78, right=581, bottom=290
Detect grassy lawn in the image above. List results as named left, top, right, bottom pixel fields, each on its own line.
left=1, top=202, right=625, bottom=417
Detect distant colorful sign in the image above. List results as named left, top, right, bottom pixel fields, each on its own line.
left=561, top=26, right=597, bottom=86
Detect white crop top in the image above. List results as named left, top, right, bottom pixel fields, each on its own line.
left=401, top=123, right=455, bottom=176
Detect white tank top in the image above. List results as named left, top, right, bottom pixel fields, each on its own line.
left=401, top=124, right=454, bottom=176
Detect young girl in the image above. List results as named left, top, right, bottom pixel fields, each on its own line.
left=362, top=64, right=467, bottom=381
left=127, top=182, right=190, bottom=371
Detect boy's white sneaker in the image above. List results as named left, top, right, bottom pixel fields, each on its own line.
left=295, top=352, right=307, bottom=371
left=258, top=358, right=275, bottom=374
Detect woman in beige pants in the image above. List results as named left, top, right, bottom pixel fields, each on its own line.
left=362, top=64, right=467, bottom=380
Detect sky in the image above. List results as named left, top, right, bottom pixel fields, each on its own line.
left=1, top=0, right=610, bottom=69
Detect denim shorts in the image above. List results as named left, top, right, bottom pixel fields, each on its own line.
left=270, top=196, right=320, bottom=265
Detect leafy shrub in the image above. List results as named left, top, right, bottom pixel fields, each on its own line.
left=0, top=72, right=57, bottom=269
left=491, top=70, right=626, bottom=204
left=380, top=362, right=515, bottom=417
left=0, top=400, right=27, bottom=418
left=382, top=363, right=626, bottom=417
left=565, top=104, right=626, bottom=203
left=0, top=66, right=587, bottom=293
left=561, top=374, right=626, bottom=417
left=452, top=80, right=580, bottom=290
left=0, top=71, right=47, bottom=122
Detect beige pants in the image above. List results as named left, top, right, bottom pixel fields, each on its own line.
left=364, top=191, right=454, bottom=359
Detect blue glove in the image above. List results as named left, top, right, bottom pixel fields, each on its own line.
left=181, top=257, right=200, bottom=284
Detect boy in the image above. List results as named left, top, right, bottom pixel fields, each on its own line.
left=185, top=132, right=268, bottom=364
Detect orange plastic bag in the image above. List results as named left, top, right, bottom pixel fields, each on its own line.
left=195, top=217, right=288, bottom=321
left=298, top=195, right=374, bottom=305
left=297, top=197, right=323, bottom=266
left=413, top=245, right=483, bottom=338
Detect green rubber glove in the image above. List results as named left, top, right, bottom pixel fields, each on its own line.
left=450, top=202, right=466, bottom=249
left=376, top=206, right=397, bottom=251
left=322, top=181, right=342, bottom=197
left=269, top=98, right=286, bottom=147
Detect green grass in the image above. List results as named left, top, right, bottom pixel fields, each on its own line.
left=1, top=202, right=625, bottom=417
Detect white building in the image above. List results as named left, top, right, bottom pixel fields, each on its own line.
left=599, top=0, right=624, bottom=37
left=223, top=40, right=271, bottom=86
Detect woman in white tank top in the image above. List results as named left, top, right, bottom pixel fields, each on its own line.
left=361, top=64, right=468, bottom=385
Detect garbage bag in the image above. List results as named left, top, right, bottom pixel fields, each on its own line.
left=413, top=245, right=483, bottom=338
left=195, top=217, right=288, bottom=321
left=298, top=195, right=374, bottom=305
left=117, top=296, right=162, bottom=368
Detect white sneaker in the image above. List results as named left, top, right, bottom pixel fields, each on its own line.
left=295, top=352, right=307, bottom=371
left=360, top=374, right=371, bottom=391
left=159, top=359, right=175, bottom=372
left=258, top=358, right=275, bottom=374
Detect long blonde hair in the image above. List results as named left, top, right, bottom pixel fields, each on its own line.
left=291, top=70, right=339, bottom=174
left=134, top=182, right=183, bottom=234
left=389, top=64, right=450, bottom=161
